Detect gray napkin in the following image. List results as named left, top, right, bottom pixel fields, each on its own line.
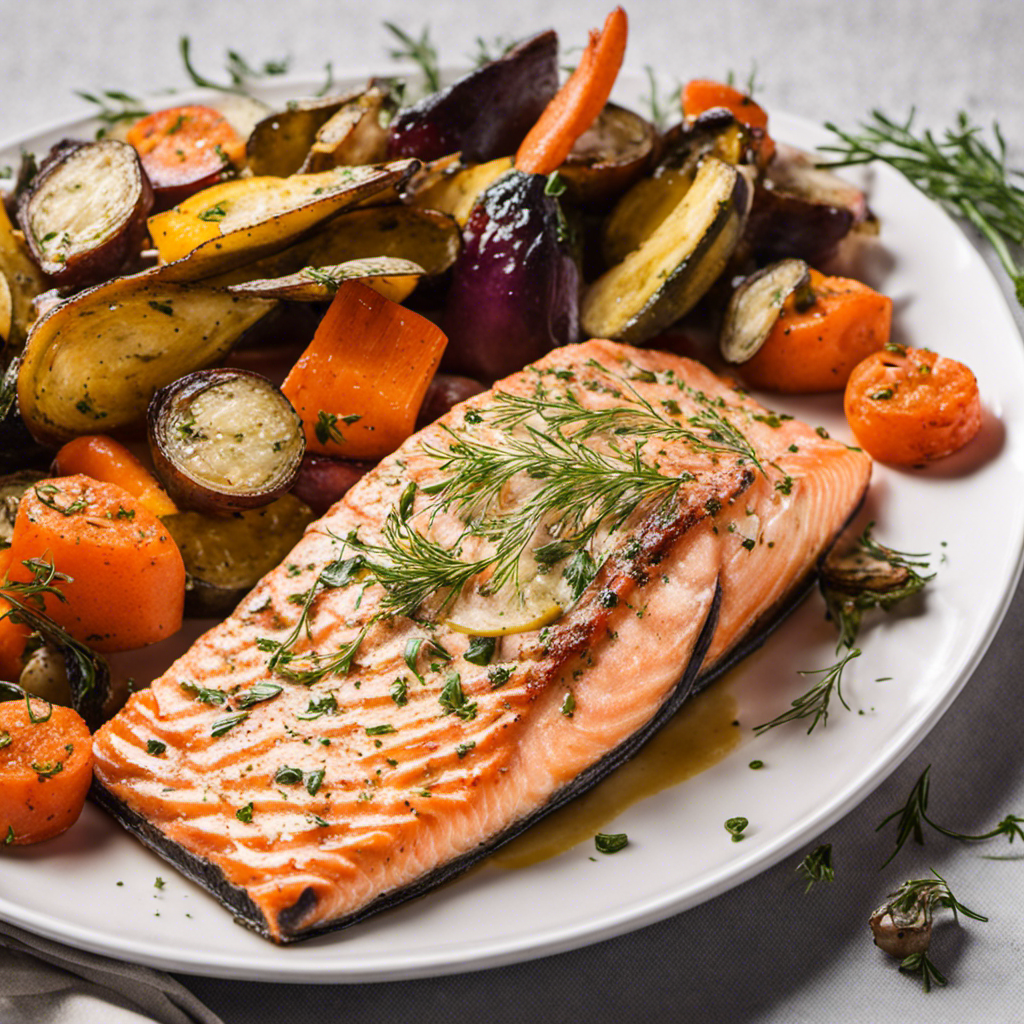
left=0, top=919, right=223, bottom=1024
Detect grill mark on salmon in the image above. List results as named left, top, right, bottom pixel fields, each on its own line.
left=92, top=339, right=870, bottom=943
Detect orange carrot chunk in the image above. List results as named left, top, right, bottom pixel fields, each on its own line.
left=738, top=269, right=892, bottom=393
left=844, top=345, right=982, bottom=465
left=54, top=435, right=177, bottom=517
left=281, top=280, right=448, bottom=460
left=515, top=7, right=628, bottom=176
left=0, top=698, right=93, bottom=845
left=682, top=79, right=776, bottom=164
left=6, top=475, right=185, bottom=652
left=126, top=105, right=245, bottom=205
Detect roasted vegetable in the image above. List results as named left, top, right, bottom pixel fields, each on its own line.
left=226, top=257, right=424, bottom=304
left=289, top=455, right=372, bottom=516
left=407, top=156, right=513, bottom=226
left=681, top=78, right=775, bottom=167
left=581, top=156, right=752, bottom=345
left=281, top=280, right=448, bottom=459
left=388, top=31, right=559, bottom=163
left=559, top=102, right=657, bottom=205
left=719, top=258, right=813, bottom=364
left=150, top=160, right=420, bottom=280
left=16, top=139, right=153, bottom=288
left=444, top=169, right=580, bottom=380
left=126, top=105, right=245, bottom=207
left=161, top=494, right=315, bottom=616
left=743, top=143, right=876, bottom=266
left=602, top=111, right=751, bottom=266
left=0, top=189, right=54, bottom=353
left=17, top=269, right=275, bottom=445
left=0, top=470, right=46, bottom=548
left=736, top=268, right=892, bottom=392
left=0, top=271, right=11, bottom=348
left=148, top=368, right=305, bottom=515
left=246, top=89, right=365, bottom=177
left=300, top=82, right=396, bottom=171
left=19, top=644, right=72, bottom=708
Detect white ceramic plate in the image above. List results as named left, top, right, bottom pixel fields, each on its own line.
left=1, top=71, right=1022, bottom=982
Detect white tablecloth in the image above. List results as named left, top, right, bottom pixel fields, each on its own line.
left=1, top=2, right=1022, bottom=1021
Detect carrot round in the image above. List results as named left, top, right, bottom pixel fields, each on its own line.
left=0, top=549, right=30, bottom=682
left=844, top=345, right=982, bottom=465
left=54, top=435, right=177, bottom=517
left=0, top=697, right=93, bottom=844
left=126, top=105, right=245, bottom=205
left=281, top=280, right=448, bottom=460
left=682, top=79, right=775, bottom=164
left=738, top=269, right=892, bottom=393
left=515, top=7, right=628, bottom=176
left=6, top=475, right=185, bottom=652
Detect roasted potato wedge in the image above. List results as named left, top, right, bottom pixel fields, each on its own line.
left=150, top=160, right=420, bottom=281
left=226, top=257, right=424, bottom=304
left=408, top=156, right=514, bottom=227
left=17, top=269, right=275, bottom=445
left=0, top=201, right=49, bottom=351
left=300, top=83, right=395, bottom=172
left=246, top=89, right=364, bottom=177
left=161, top=494, right=315, bottom=616
left=148, top=368, right=305, bottom=515
left=581, top=157, right=752, bottom=345
left=17, top=139, right=153, bottom=287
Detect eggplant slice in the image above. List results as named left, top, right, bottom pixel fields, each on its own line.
left=720, top=259, right=813, bottom=365
left=148, top=368, right=305, bottom=515
left=17, top=139, right=153, bottom=288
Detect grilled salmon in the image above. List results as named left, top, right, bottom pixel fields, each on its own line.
left=92, top=339, right=871, bottom=943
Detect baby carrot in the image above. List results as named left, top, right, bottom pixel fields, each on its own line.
left=54, top=435, right=177, bottom=517
left=6, top=475, right=185, bottom=652
left=844, top=345, right=982, bottom=465
left=515, top=7, right=628, bottom=175
left=0, top=697, right=93, bottom=844
left=737, top=269, right=892, bottom=393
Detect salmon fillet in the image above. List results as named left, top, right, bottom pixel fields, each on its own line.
left=92, top=339, right=871, bottom=942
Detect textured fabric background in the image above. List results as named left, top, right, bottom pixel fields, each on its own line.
left=1, top=2, right=1023, bottom=1021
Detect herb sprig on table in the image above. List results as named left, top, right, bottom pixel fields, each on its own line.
left=821, top=109, right=1024, bottom=307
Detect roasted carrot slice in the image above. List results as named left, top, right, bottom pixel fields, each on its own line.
left=737, top=269, right=892, bottom=393
left=126, top=105, right=245, bottom=205
left=0, top=697, right=93, bottom=844
left=682, top=79, right=775, bottom=164
left=515, top=7, right=628, bottom=176
left=0, top=549, right=29, bottom=682
left=6, top=475, right=185, bottom=652
left=54, top=435, right=177, bottom=517
left=281, top=281, right=448, bottom=460
left=844, top=345, right=982, bottom=465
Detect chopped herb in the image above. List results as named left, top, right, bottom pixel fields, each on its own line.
left=146, top=739, right=167, bottom=756
left=595, top=832, right=629, bottom=854
left=235, top=802, right=254, bottom=823
left=306, top=768, right=325, bottom=796
left=797, top=843, right=834, bottom=891
left=455, top=740, right=476, bottom=759
left=147, top=300, right=174, bottom=316
left=4, top=826, right=13, bottom=845
left=748, top=759, right=763, bottom=769
left=211, top=710, right=249, bottom=737
left=404, top=636, right=451, bottom=685
left=180, top=681, right=227, bottom=706
left=0, top=731, right=9, bottom=750
left=869, top=387, right=895, bottom=400
left=234, top=681, right=284, bottom=708
left=314, top=410, right=361, bottom=446
left=464, top=636, right=496, bottom=665
left=197, top=200, right=228, bottom=222
left=365, top=724, right=396, bottom=736
left=154, top=876, right=166, bottom=890
left=296, top=694, right=339, bottom=721
left=560, top=691, right=576, bottom=717
left=311, top=814, right=330, bottom=827
left=544, top=171, right=567, bottom=197
left=438, top=672, right=477, bottom=721
left=487, top=664, right=516, bottom=689
left=33, top=484, right=88, bottom=517
left=274, top=765, right=304, bottom=785
left=390, top=676, right=409, bottom=706
left=725, top=816, right=749, bottom=842
left=31, top=760, right=64, bottom=780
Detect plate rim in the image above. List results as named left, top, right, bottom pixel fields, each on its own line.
left=1, top=75, right=1022, bottom=982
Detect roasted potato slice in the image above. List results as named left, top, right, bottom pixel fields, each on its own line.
left=150, top=160, right=420, bottom=281
left=300, top=83, right=395, bottom=172
left=226, top=257, right=424, bottom=304
left=17, top=269, right=275, bottom=445
left=160, top=494, right=315, bottom=616
left=0, top=200, right=48, bottom=351
left=581, top=157, right=752, bottom=345
left=148, top=368, right=305, bottom=515
left=17, top=139, right=153, bottom=288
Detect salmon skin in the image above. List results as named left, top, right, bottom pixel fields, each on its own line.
left=92, top=339, right=871, bottom=943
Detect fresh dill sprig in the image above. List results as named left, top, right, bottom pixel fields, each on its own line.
left=641, top=65, right=681, bottom=131
left=1, top=557, right=72, bottom=610
left=796, top=843, right=834, bottom=892
left=820, top=109, right=1024, bottom=307
left=876, top=764, right=1024, bottom=866
left=262, top=626, right=368, bottom=686
left=753, top=648, right=861, bottom=735
left=75, top=89, right=149, bottom=135
left=383, top=22, right=441, bottom=95
left=889, top=870, right=988, bottom=924
left=179, top=37, right=290, bottom=96
left=821, top=522, right=934, bottom=650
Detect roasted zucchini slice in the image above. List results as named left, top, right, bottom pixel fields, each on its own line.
left=720, top=259, right=813, bottom=365
left=160, top=494, right=315, bottom=616
left=225, top=257, right=424, bottom=304
left=148, top=368, right=305, bottom=515
left=581, top=156, right=752, bottom=345
left=17, top=269, right=275, bottom=445
left=17, top=139, right=154, bottom=287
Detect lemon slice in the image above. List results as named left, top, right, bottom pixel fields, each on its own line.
left=444, top=577, right=565, bottom=637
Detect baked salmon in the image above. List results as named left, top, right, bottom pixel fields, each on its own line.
left=92, top=339, right=871, bottom=943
